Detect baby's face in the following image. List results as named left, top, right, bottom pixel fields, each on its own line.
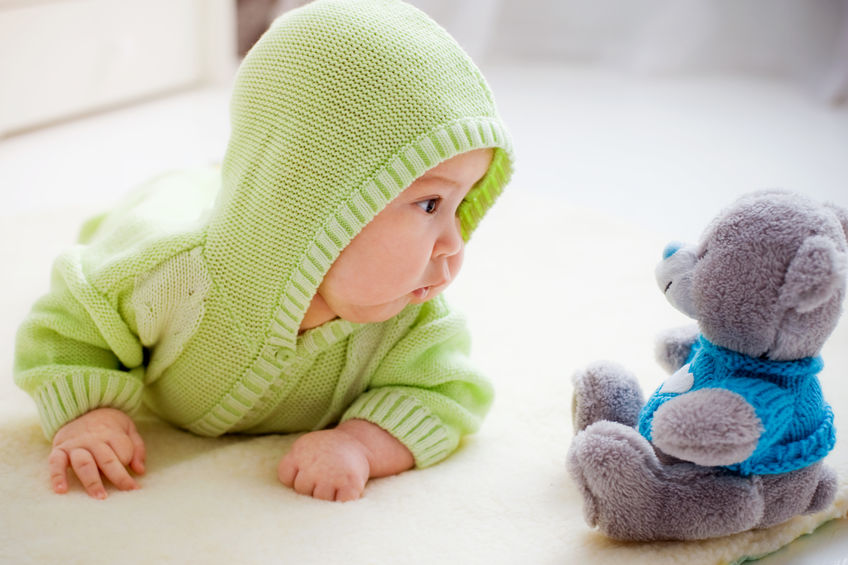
left=302, top=148, right=493, bottom=328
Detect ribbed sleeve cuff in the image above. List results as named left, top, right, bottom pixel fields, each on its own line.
left=20, top=367, right=145, bottom=439
left=341, top=389, right=456, bottom=468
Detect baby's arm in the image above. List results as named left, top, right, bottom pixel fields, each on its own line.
left=277, top=419, right=413, bottom=502
left=278, top=297, right=491, bottom=501
left=50, top=407, right=146, bottom=499
left=15, top=247, right=148, bottom=496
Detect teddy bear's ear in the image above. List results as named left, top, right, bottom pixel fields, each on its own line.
left=825, top=202, right=848, bottom=242
left=779, top=236, right=848, bottom=313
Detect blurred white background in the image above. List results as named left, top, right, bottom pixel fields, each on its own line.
left=1, top=0, right=846, bottom=241
left=422, top=0, right=848, bottom=102
left=0, top=2, right=847, bottom=562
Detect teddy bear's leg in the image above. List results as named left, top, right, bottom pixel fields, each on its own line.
left=756, top=463, right=837, bottom=529
left=567, top=420, right=765, bottom=541
left=571, top=361, right=644, bottom=433
left=806, top=464, right=838, bottom=514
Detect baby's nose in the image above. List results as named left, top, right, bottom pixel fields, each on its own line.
left=436, top=218, right=464, bottom=257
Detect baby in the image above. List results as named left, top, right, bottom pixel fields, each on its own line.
left=13, top=0, right=513, bottom=502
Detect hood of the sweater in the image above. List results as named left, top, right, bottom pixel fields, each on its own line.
left=205, top=0, right=514, bottom=351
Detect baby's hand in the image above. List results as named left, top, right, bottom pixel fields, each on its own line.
left=277, top=428, right=371, bottom=502
left=277, top=419, right=414, bottom=502
left=49, top=407, right=146, bottom=499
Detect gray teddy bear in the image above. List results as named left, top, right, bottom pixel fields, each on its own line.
left=567, top=191, right=848, bottom=541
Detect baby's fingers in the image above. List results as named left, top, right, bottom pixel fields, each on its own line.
left=292, top=471, right=317, bottom=497
left=277, top=454, right=298, bottom=487
left=69, top=448, right=108, bottom=499
left=311, top=482, right=338, bottom=501
left=91, top=444, right=140, bottom=493
left=106, top=428, right=145, bottom=475
left=127, top=421, right=146, bottom=474
left=48, top=448, right=70, bottom=494
left=278, top=456, right=318, bottom=496
left=335, top=483, right=364, bottom=502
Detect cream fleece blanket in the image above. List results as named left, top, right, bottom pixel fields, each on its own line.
left=1, top=190, right=846, bottom=565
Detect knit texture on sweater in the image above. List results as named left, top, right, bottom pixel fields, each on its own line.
left=13, top=0, right=513, bottom=467
left=639, top=336, right=836, bottom=475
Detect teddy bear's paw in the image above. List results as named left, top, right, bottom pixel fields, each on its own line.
left=566, top=421, right=668, bottom=540
left=654, top=324, right=700, bottom=373
left=565, top=432, right=599, bottom=527
left=651, top=388, right=762, bottom=466
left=571, top=362, right=644, bottom=433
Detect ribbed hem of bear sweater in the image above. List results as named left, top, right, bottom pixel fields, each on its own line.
left=18, top=366, right=144, bottom=439
left=341, top=388, right=454, bottom=468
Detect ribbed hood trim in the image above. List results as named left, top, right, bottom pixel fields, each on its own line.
left=269, top=119, right=513, bottom=352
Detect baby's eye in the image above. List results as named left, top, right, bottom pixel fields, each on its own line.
left=416, top=198, right=441, bottom=214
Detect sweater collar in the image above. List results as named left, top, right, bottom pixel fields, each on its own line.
left=695, top=335, right=823, bottom=379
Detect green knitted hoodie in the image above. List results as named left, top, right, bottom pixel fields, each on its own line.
left=13, top=0, right=513, bottom=468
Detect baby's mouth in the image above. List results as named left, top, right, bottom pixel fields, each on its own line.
left=412, top=287, right=430, bottom=300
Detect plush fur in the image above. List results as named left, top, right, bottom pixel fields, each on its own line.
left=568, top=191, right=848, bottom=541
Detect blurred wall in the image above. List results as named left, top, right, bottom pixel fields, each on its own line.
left=413, top=0, right=848, bottom=103
left=242, top=0, right=848, bottom=104
left=0, top=0, right=237, bottom=137
left=2, top=0, right=845, bottom=139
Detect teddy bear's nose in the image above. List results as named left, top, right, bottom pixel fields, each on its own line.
left=662, top=242, right=684, bottom=260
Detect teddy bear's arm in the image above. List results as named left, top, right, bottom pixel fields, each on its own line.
left=650, top=389, right=765, bottom=466
left=654, top=325, right=700, bottom=374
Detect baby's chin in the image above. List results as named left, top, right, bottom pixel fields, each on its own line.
left=337, top=301, right=410, bottom=324
left=340, top=290, right=441, bottom=323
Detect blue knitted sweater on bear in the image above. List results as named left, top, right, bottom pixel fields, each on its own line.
left=639, top=336, right=835, bottom=476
